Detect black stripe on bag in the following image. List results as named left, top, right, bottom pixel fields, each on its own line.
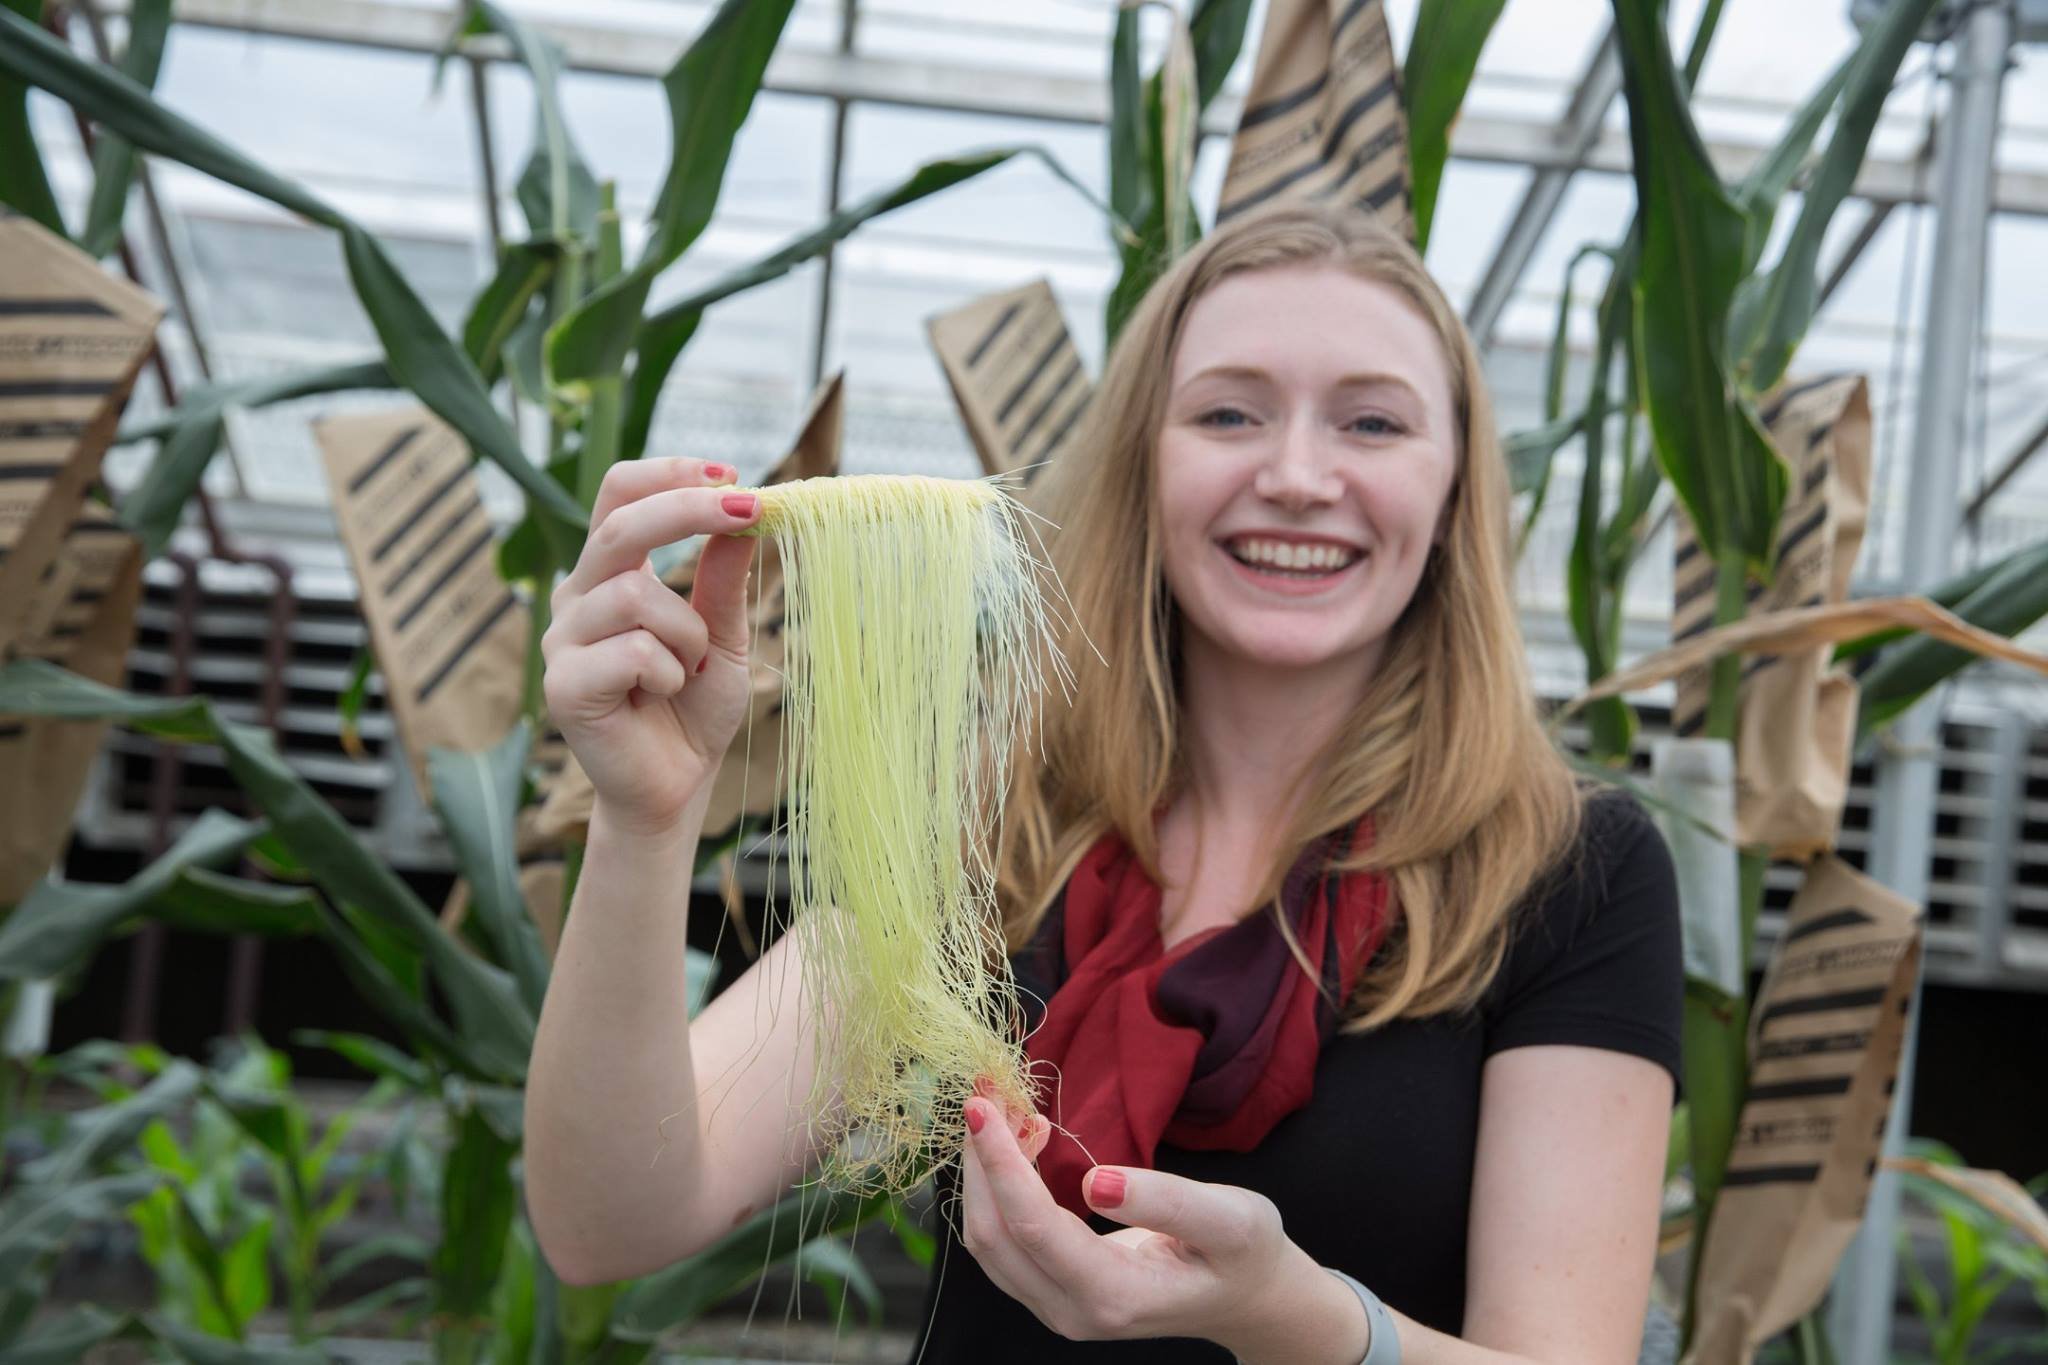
left=417, top=590, right=519, bottom=702
left=1746, top=1076, right=1854, bottom=1102
left=1013, top=357, right=1081, bottom=450
left=1219, top=159, right=1325, bottom=222
left=0, top=420, right=87, bottom=442
left=1756, top=986, right=1888, bottom=1031
left=997, top=329, right=1067, bottom=426
left=1361, top=168, right=1409, bottom=214
left=1722, top=1163, right=1823, bottom=1188
left=1312, top=125, right=1404, bottom=205
left=1757, top=1029, right=1871, bottom=1062
left=1803, top=459, right=1831, bottom=496
left=0, top=722, right=26, bottom=741
left=1775, top=501, right=1829, bottom=563
left=1783, top=908, right=1875, bottom=944
left=1320, top=75, right=1400, bottom=165
left=1238, top=71, right=1329, bottom=130
left=0, top=462, right=63, bottom=480
left=349, top=425, right=422, bottom=495
left=396, top=522, right=496, bottom=633
left=1675, top=535, right=1702, bottom=570
left=1332, top=0, right=1380, bottom=42
left=370, top=462, right=469, bottom=563
left=1031, top=391, right=1091, bottom=468
left=967, top=302, right=1024, bottom=369
left=385, top=494, right=482, bottom=599
left=0, top=379, right=115, bottom=399
left=0, top=298, right=115, bottom=317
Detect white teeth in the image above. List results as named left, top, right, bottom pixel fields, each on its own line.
left=1227, top=537, right=1360, bottom=573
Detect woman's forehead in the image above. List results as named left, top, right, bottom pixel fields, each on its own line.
left=1170, top=264, right=1449, bottom=396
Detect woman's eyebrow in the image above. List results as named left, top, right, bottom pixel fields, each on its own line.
left=1178, top=365, right=1424, bottom=403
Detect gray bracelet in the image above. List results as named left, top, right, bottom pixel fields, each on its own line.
left=1325, top=1267, right=1402, bottom=1365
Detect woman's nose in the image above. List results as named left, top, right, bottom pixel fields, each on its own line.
left=1254, top=421, right=1341, bottom=510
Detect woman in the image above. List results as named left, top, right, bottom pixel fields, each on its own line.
left=525, top=203, right=1682, bottom=1365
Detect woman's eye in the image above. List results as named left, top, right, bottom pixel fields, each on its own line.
left=1348, top=413, right=1405, bottom=437
left=1197, top=407, right=1252, bottom=428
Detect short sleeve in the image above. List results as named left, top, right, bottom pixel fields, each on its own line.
left=1482, top=789, right=1685, bottom=1094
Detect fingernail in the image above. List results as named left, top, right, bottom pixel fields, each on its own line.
left=1088, top=1169, right=1126, bottom=1209
left=965, top=1101, right=986, bottom=1136
left=722, top=493, right=758, bottom=519
left=703, top=462, right=733, bottom=482
left=694, top=655, right=707, bottom=675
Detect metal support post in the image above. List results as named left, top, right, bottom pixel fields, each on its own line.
left=1828, top=4, right=2015, bottom=1360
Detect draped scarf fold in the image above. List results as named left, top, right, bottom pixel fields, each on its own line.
left=1017, top=817, right=1397, bottom=1218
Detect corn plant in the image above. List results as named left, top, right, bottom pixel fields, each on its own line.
left=1505, top=0, right=2048, bottom=1352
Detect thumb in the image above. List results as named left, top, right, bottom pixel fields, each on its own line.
left=689, top=532, right=759, bottom=655
left=1082, top=1166, right=1266, bottom=1250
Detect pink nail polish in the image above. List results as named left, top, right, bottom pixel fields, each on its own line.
left=694, top=655, right=707, bottom=674
left=965, top=1101, right=986, bottom=1136
left=703, top=462, right=733, bottom=482
left=1089, top=1169, right=1126, bottom=1208
left=722, top=493, right=758, bottom=518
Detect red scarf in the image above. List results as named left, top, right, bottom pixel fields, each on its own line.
left=1019, top=817, right=1396, bottom=1218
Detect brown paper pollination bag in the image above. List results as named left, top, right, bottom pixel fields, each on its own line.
left=0, top=505, right=147, bottom=905
left=531, top=370, right=847, bottom=847
left=1684, top=856, right=1923, bottom=1365
left=0, top=210, right=161, bottom=656
left=0, top=212, right=161, bottom=906
left=1671, top=376, right=1872, bottom=859
left=314, top=407, right=526, bottom=796
left=1219, top=0, right=1411, bottom=238
left=927, top=281, right=1090, bottom=484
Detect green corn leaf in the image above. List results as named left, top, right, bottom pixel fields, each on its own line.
left=0, top=1172, right=166, bottom=1295
left=0, top=9, right=586, bottom=536
left=1187, top=0, right=1255, bottom=109
left=1609, top=0, right=1786, bottom=578
left=1733, top=0, right=1943, bottom=391
left=20, top=1062, right=200, bottom=1187
left=1506, top=416, right=1581, bottom=498
left=433, top=1108, right=518, bottom=1319
left=445, top=3, right=598, bottom=245
left=1853, top=535, right=2048, bottom=744
left=0, top=0, right=63, bottom=237
left=1726, top=55, right=1855, bottom=279
left=0, top=809, right=264, bottom=979
left=77, top=0, right=170, bottom=259
left=623, top=146, right=1038, bottom=460
left=141, top=1315, right=328, bottom=1365
left=609, top=1186, right=891, bottom=1340
left=464, top=240, right=558, bottom=384
left=0, top=659, right=535, bottom=1081
left=0, top=1304, right=133, bottom=1365
left=114, top=356, right=394, bottom=561
left=1404, top=0, right=1509, bottom=253
left=428, top=722, right=551, bottom=1014
left=548, top=0, right=798, bottom=385
left=336, top=643, right=375, bottom=761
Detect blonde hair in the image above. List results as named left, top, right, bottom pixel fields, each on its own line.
left=997, top=202, right=1586, bottom=1031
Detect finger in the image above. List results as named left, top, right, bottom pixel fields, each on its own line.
left=966, top=1098, right=1104, bottom=1284
left=688, top=529, right=759, bottom=657
left=589, top=456, right=737, bottom=533
left=1081, top=1165, right=1275, bottom=1259
left=549, top=569, right=709, bottom=670
left=542, top=629, right=688, bottom=723
left=959, top=1130, right=1065, bottom=1308
left=567, top=486, right=760, bottom=595
left=1021, top=1114, right=1051, bottom=1165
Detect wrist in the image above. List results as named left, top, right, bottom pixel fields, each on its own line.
left=1214, top=1243, right=1369, bottom=1365
left=590, top=790, right=704, bottom=855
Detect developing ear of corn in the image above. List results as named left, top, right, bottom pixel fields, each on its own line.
left=737, top=473, right=1067, bottom=1196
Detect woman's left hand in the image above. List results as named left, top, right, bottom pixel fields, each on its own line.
left=958, top=1087, right=1324, bottom=1355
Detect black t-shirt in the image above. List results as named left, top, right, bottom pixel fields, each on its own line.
left=906, top=788, right=1683, bottom=1362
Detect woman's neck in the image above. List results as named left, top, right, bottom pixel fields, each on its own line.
left=1174, top=633, right=1377, bottom=844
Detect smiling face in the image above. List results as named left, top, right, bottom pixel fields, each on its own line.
left=1153, top=263, right=1463, bottom=681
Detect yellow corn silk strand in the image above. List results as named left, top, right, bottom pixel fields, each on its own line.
left=735, top=473, right=1067, bottom=1198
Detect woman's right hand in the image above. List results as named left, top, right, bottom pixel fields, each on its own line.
left=542, top=456, right=762, bottom=839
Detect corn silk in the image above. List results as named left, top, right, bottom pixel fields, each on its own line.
left=733, top=473, right=1071, bottom=1198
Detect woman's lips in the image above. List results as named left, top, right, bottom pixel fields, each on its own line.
left=1216, top=541, right=1366, bottom=597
